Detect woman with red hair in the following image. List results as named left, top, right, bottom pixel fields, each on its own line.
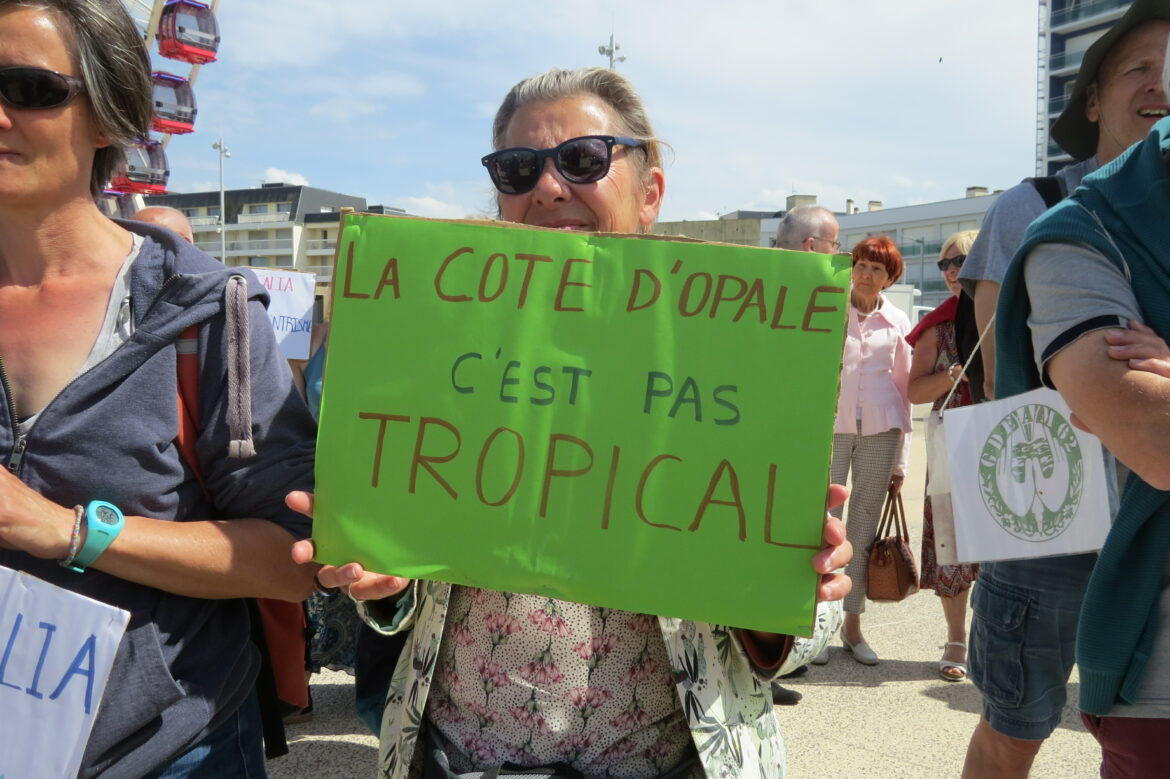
left=819, top=236, right=912, bottom=666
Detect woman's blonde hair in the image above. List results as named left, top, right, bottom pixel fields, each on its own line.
left=940, top=229, right=979, bottom=259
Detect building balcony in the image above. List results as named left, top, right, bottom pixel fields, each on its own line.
left=899, top=242, right=942, bottom=260
left=237, top=212, right=291, bottom=225
left=188, top=216, right=220, bottom=227
left=1048, top=93, right=1070, bottom=115
left=1049, top=48, right=1087, bottom=74
left=305, top=239, right=336, bottom=254
left=1050, top=0, right=1128, bottom=31
left=300, top=264, right=334, bottom=282
left=195, top=238, right=293, bottom=255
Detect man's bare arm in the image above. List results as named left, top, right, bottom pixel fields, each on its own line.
left=973, top=280, right=999, bottom=400
left=1049, top=330, right=1170, bottom=489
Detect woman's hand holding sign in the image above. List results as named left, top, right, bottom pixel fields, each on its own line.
left=286, top=491, right=410, bottom=600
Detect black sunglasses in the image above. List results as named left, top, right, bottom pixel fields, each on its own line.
left=0, top=66, right=85, bottom=110
left=482, top=135, right=643, bottom=195
left=937, top=254, right=966, bottom=271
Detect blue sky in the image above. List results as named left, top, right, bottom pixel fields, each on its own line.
left=149, top=0, right=1039, bottom=222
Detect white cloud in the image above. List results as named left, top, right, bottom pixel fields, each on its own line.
left=393, top=195, right=488, bottom=220
left=360, top=74, right=425, bottom=98
left=309, top=97, right=377, bottom=121
left=263, top=168, right=310, bottom=186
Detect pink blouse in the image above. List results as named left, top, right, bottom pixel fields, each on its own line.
left=834, top=295, right=913, bottom=474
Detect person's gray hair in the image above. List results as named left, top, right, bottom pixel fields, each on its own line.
left=2, top=0, right=152, bottom=198
left=491, top=67, right=663, bottom=174
left=775, top=205, right=836, bottom=250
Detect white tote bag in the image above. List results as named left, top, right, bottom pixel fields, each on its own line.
left=926, top=409, right=960, bottom=567
left=941, top=387, right=1111, bottom=563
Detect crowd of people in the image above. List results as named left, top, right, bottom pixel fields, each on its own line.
left=3, top=0, right=1170, bottom=776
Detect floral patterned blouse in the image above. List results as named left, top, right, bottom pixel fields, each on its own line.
left=359, top=581, right=840, bottom=778
left=429, top=587, right=693, bottom=776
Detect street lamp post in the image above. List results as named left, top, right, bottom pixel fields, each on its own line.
left=212, top=137, right=230, bottom=262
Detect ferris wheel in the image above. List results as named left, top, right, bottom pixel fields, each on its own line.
left=107, top=0, right=223, bottom=206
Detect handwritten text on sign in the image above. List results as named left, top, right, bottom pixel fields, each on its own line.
left=314, top=215, right=850, bottom=635
left=250, top=267, right=316, bottom=360
left=0, top=565, right=129, bottom=779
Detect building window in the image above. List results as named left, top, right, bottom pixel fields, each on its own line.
left=206, top=206, right=220, bottom=218
left=248, top=257, right=268, bottom=267
left=277, top=202, right=292, bottom=213
left=321, top=230, right=328, bottom=240
left=247, top=204, right=268, bottom=214
left=274, top=256, right=293, bottom=268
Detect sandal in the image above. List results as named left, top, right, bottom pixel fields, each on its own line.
left=938, top=641, right=967, bottom=682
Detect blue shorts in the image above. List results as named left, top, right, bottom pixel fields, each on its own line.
left=968, top=554, right=1096, bottom=741
left=143, top=690, right=267, bottom=778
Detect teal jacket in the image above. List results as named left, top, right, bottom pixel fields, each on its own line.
left=996, top=116, right=1170, bottom=716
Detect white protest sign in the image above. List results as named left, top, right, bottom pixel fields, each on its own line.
left=250, top=268, right=316, bottom=360
left=942, top=387, right=1111, bottom=563
left=0, top=565, right=129, bottom=779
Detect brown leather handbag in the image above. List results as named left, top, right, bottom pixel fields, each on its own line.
left=867, top=485, right=920, bottom=602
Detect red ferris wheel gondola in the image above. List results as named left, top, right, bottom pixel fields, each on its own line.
left=150, top=71, right=197, bottom=134
left=111, top=140, right=170, bottom=196
left=157, top=0, right=220, bottom=65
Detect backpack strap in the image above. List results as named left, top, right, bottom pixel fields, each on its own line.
left=175, top=325, right=207, bottom=494
left=1025, top=176, right=1066, bottom=209
left=173, top=322, right=291, bottom=759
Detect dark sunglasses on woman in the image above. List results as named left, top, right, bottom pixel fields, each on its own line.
left=0, top=66, right=85, bottom=110
left=482, top=134, right=643, bottom=195
left=937, top=254, right=966, bottom=271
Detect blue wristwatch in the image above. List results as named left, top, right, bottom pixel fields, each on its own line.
left=67, top=500, right=125, bottom=572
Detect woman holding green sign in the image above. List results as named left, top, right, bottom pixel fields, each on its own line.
left=292, top=66, right=851, bottom=779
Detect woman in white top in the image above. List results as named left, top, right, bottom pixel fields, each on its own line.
left=822, top=235, right=912, bottom=666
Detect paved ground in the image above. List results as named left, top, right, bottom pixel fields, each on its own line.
left=271, top=407, right=1102, bottom=778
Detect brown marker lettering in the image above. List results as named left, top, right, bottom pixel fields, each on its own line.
left=373, top=257, right=400, bottom=300
left=802, top=285, right=845, bottom=333
left=554, top=257, right=592, bottom=312
left=409, top=416, right=461, bottom=499
left=636, top=454, right=682, bottom=531
left=342, top=243, right=369, bottom=299
left=434, top=247, right=473, bottom=302
left=688, top=459, right=746, bottom=540
left=514, top=253, right=553, bottom=309
left=358, top=411, right=410, bottom=487
left=475, top=427, right=525, bottom=506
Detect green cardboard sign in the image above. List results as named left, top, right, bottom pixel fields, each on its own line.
left=314, top=213, right=850, bottom=635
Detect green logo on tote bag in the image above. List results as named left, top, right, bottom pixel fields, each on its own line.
left=978, top=403, right=1083, bottom=541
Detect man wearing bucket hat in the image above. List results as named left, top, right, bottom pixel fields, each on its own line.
left=959, top=2, right=1170, bottom=776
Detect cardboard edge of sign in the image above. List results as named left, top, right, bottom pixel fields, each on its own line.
left=335, top=208, right=853, bottom=260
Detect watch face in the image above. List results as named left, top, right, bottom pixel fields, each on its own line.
left=96, top=505, right=120, bottom=525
